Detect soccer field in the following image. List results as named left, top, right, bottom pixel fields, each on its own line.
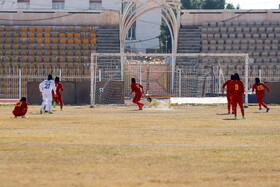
left=0, top=104, right=279, bottom=186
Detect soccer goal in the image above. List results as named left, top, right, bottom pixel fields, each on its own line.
left=90, top=53, right=250, bottom=106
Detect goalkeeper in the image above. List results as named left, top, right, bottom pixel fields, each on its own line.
left=146, top=97, right=171, bottom=108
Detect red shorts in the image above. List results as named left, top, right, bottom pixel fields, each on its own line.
left=132, top=93, right=142, bottom=103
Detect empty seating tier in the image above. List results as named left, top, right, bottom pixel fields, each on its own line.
left=0, top=25, right=97, bottom=66
left=0, top=25, right=123, bottom=98
left=199, top=21, right=280, bottom=64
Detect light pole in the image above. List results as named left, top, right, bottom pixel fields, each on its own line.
left=165, top=36, right=168, bottom=53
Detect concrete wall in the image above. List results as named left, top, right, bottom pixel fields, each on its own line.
left=263, top=82, right=280, bottom=104
left=181, top=9, right=280, bottom=26
left=0, top=9, right=119, bottom=26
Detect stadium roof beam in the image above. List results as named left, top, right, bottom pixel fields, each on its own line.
left=120, top=0, right=181, bottom=92
left=120, top=0, right=181, bottom=53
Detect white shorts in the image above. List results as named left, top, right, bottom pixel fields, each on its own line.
left=42, top=92, right=53, bottom=103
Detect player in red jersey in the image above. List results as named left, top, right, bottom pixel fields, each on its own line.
left=252, top=77, right=270, bottom=112
left=12, top=97, right=28, bottom=118
left=52, top=76, right=64, bottom=111
left=231, top=73, right=246, bottom=119
left=222, top=75, right=234, bottom=114
left=130, top=78, right=144, bottom=110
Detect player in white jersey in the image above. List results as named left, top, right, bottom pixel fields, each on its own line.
left=39, top=74, right=56, bottom=114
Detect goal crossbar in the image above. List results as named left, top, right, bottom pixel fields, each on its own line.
left=91, top=53, right=249, bottom=58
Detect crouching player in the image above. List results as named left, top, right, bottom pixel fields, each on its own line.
left=146, top=97, right=171, bottom=108
left=13, top=97, right=28, bottom=118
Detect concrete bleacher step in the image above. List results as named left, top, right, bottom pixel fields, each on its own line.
left=96, top=49, right=120, bottom=53
left=98, top=25, right=119, bottom=29
left=97, top=33, right=119, bottom=37
left=97, top=41, right=119, bottom=45
left=178, top=25, right=201, bottom=53
left=96, top=25, right=120, bottom=54
left=96, top=43, right=119, bottom=47
left=179, top=45, right=201, bottom=49
left=179, top=39, right=200, bottom=43
left=178, top=37, right=201, bottom=42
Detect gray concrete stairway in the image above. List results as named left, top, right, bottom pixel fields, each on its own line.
left=96, top=26, right=121, bottom=80
left=177, top=26, right=201, bottom=53
left=177, top=26, right=201, bottom=66
left=96, top=25, right=120, bottom=53
left=176, top=26, right=202, bottom=96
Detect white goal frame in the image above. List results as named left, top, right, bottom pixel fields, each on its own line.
left=90, top=53, right=250, bottom=107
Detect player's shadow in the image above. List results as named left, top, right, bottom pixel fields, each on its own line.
left=223, top=118, right=237, bottom=120
left=217, top=113, right=233, bottom=116
left=216, top=113, right=231, bottom=115
left=29, top=112, right=43, bottom=115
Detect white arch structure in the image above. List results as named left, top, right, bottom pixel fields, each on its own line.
left=119, top=0, right=181, bottom=92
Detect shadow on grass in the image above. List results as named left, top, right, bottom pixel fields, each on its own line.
left=131, top=109, right=142, bottom=111
left=223, top=118, right=237, bottom=120
left=216, top=113, right=231, bottom=115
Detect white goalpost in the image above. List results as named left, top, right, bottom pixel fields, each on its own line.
left=90, top=53, right=250, bottom=107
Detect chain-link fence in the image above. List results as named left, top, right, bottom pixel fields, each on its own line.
left=2, top=53, right=280, bottom=102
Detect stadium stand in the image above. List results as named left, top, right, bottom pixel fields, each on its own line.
left=0, top=19, right=120, bottom=98
left=177, top=10, right=280, bottom=96
left=1, top=25, right=118, bottom=63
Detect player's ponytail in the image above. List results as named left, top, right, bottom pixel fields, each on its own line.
left=20, top=97, right=26, bottom=101
left=255, top=77, right=260, bottom=85
left=234, top=73, right=240, bottom=81
left=48, top=74, right=53, bottom=80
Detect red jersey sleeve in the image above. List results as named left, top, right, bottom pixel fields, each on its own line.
left=240, top=81, right=245, bottom=93
left=138, top=83, right=144, bottom=93
left=261, top=83, right=270, bottom=92
left=222, top=80, right=229, bottom=89
left=130, top=83, right=136, bottom=94
left=57, top=82, right=64, bottom=92
left=252, top=84, right=256, bottom=92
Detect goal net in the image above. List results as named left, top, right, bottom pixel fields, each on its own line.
left=90, top=53, right=250, bottom=106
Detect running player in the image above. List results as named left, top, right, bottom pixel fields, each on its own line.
left=222, top=75, right=234, bottom=114
left=252, top=77, right=270, bottom=112
left=231, top=73, right=246, bottom=119
left=12, top=97, right=28, bottom=118
left=130, top=78, right=144, bottom=110
left=39, top=74, right=56, bottom=114
left=52, top=76, right=64, bottom=111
